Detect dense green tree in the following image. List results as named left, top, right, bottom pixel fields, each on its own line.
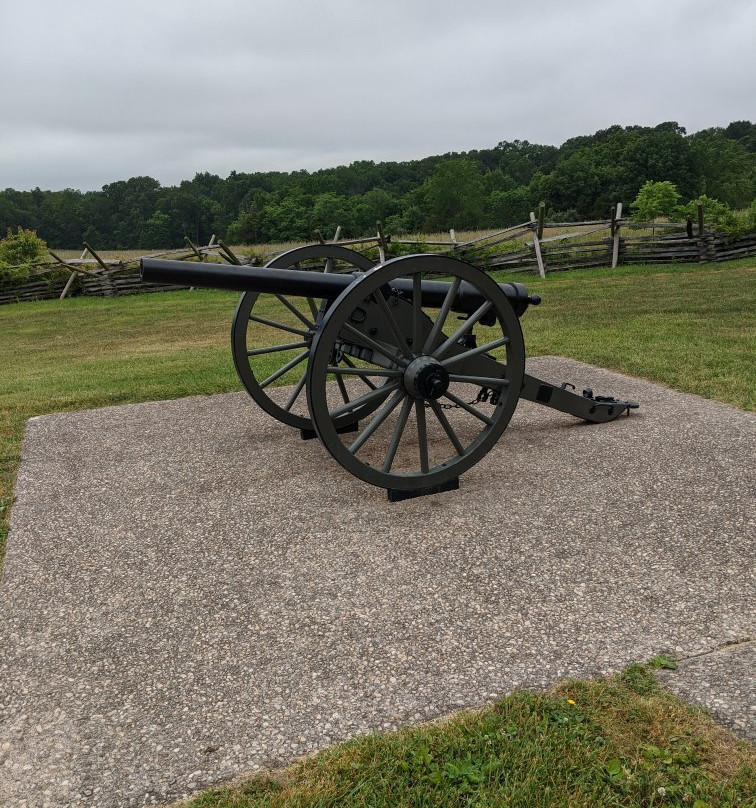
left=723, top=121, right=756, bottom=152
left=689, top=132, right=755, bottom=208
left=261, top=191, right=312, bottom=242
left=486, top=187, right=531, bottom=226
left=139, top=211, right=172, bottom=248
left=311, top=193, right=356, bottom=238
left=630, top=181, right=681, bottom=221
left=420, top=159, right=485, bottom=231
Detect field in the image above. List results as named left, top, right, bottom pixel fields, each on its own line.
left=49, top=223, right=661, bottom=265
left=1, top=257, right=754, bottom=806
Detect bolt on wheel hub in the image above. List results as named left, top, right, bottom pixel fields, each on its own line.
left=404, top=355, right=450, bottom=400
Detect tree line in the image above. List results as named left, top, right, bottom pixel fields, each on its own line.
left=1, top=121, right=754, bottom=250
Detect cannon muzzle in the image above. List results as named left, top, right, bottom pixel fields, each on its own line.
left=140, top=257, right=539, bottom=317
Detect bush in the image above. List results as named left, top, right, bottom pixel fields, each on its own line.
left=630, top=181, right=681, bottom=222
left=676, top=195, right=756, bottom=238
left=0, top=227, right=48, bottom=267
left=0, top=227, right=50, bottom=290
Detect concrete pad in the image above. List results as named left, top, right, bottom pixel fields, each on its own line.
left=0, top=356, right=753, bottom=807
left=656, top=640, right=755, bottom=741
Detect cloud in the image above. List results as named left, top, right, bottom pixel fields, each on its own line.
left=2, top=0, right=754, bottom=190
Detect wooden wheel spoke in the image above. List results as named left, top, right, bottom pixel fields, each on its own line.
left=342, top=355, right=378, bottom=390
left=382, top=396, right=413, bottom=472
left=329, top=380, right=401, bottom=419
left=371, top=291, right=412, bottom=359
left=306, top=297, right=320, bottom=319
left=247, top=340, right=309, bottom=357
left=335, top=372, right=350, bottom=404
left=415, top=399, right=430, bottom=473
left=433, top=301, right=493, bottom=359
left=249, top=313, right=310, bottom=338
left=348, top=390, right=406, bottom=455
left=428, top=401, right=465, bottom=455
left=283, top=370, right=308, bottom=411
left=275, top=294, right=314, bottom=327
left=342, top=322, right=410, bottom=367
left=448, top=373, right=510, bottom=388
left=440, top=336, right=510, bottom=368
left=422, top=277, right=461, bottom=353
left=441, top=390, right=493, bottom=425
left=327, top=366, right=402, bottom=379
left=259, top=350, right=309, bottom=389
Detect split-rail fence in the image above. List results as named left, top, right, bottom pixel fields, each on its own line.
left=2, top=204, right=754, bottom=306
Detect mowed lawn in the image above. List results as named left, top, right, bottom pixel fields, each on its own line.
left=1, top=258, right=754, bottom=806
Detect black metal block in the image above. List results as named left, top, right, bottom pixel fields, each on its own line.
left=387, top=477, right=460, bottom=503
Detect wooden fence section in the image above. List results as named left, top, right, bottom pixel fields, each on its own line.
left=453, top=214, right=756, bottom=273
left=0, top=239, right=242, bottom=305
left=2, top=208, right=755, bottom=305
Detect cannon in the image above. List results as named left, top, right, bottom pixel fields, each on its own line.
left=141, top=246, right=638, bottom=501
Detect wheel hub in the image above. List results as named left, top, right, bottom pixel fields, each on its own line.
left=404, top=356, right=450, bottom=400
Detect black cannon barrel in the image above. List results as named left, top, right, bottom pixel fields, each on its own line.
left=140, top=258, right=539, bottom=317
left=142, top=258, right=352, bottom=298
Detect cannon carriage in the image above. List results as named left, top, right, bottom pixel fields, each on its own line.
left=141, top=246, right=637, bottom=500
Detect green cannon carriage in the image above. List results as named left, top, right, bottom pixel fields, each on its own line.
left=142, top=246, right=637, bottom=500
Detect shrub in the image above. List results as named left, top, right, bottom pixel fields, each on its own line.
left=630, top=181, right=681, bottom=222
left=676, top=195, right=756, bottom=238
left=0, top=227, right=48, bottom=267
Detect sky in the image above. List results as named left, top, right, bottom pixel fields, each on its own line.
left=2, top=0, right=755, bottom=192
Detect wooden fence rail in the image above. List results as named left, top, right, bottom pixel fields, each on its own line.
left=1, top=205, right=755, bottom=305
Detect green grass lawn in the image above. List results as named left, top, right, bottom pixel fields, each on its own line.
left=185, top=662, right=753, bottom=808
left=1, top=258, right=754, bottom=806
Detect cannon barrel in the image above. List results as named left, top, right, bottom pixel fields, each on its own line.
left=140, top=257, right=540, bottom=317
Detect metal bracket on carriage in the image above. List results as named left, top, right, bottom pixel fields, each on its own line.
left=581, top=387, right=640, bottom=417
left=520, top=373, right=639, bottom=423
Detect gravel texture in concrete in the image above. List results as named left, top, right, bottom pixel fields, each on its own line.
left=1, top=356, right=753, bottom=807
left=656, top=640, right=755, bottom=741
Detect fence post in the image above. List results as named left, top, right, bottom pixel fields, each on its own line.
left=83, top=242, right=117, bottom=296
left=50, top=248, right=88, bottom=299
left=537, top=202, right=545, bottom=240
left=217, top=240, right=241, bottom=265
left=697, top=202, right=705, bottom=262
left=611, top=202, right=623, bottom=268
left=376, top=221, right=388, bottom=263
left=529, top=211, right=546, bottom=278
left=184, top=236, right=204, bottom=261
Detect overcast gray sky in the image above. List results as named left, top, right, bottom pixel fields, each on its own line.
left=2, top=0, right=754, bottom=192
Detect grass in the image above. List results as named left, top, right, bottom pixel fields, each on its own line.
left=182, top=662, right=753, bottom=807
left=510, top=260, right=756, bottom=410
left=1, top=257, right=754, bottom=805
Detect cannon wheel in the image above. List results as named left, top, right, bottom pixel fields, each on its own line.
left=231, top=244, right=379, bottom=432
left=306, top=255, right=526, bottom=494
